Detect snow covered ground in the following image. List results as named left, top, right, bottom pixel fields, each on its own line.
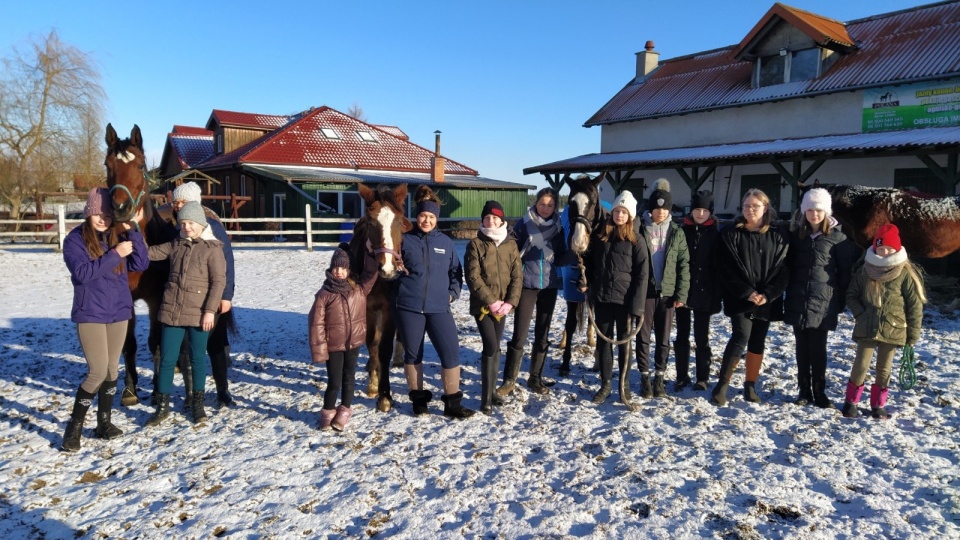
left=1, top=244, right=959, bottom=539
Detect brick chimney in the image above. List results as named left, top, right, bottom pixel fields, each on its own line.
left=431, top=130, right=445, bottom=183
left=635, top=40, right=659, bottom=81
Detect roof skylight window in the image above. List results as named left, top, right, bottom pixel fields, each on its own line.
left=320, top=128, right=340, bottom=139
left=357, top=130, right=377, bottom=142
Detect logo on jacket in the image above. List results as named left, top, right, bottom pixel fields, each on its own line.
left=433, top=248, right=446, bottom=254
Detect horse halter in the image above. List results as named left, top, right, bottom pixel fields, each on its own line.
left=373, top=246, right=407, bottom=275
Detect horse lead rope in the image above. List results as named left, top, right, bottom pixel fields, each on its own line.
left=899, top=344, right=917, bottom=390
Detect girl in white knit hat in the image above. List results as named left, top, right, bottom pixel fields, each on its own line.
left=580, top=190, right=649, bottom=404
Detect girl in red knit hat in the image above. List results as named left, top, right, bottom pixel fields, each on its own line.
left=844, top=223, right=926, bottom=419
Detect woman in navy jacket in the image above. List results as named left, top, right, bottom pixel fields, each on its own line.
left=61, top=188, right=148, bottom=451
left=395, top=186, right=474, bottom=419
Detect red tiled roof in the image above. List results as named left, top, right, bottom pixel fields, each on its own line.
left=197, top=107, right=478, bottom=175
left=587, top=1, right=960, bottom=126
left=736, top=3, right=854, bottom=58
left=206, top=109, right=296, bottom=130
left=171, top=125, right=212, bottom=136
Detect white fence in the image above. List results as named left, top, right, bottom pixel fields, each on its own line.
left=0, top=204, right=475, bottom=251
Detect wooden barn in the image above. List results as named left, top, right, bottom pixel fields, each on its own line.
left=158, top=107, right=534, bottom=223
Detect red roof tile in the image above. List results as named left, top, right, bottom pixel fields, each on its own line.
left=171, top=125, right=212, bottom=136
left=207, top=109, right=296, bottom=130
left=587, top=1, right=960, bottom=126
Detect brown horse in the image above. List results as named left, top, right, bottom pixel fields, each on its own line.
left=804, top=182, right=960, bottom=258
left=348, top=183, right=411, bottom=412
left=104, top=124, right=175, bottom=405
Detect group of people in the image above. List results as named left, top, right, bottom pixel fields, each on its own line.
left=62, top=177, right=927, bottom=449
left=307, top=178, right=926, bottom=431
left=62, top=183, right=235, bottom=451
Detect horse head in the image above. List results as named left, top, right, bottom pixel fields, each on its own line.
left=565, top=174, right=604, bottom=255
left=354, top=183, right=412, bottom=280
left=104, top=124, right=148, bottom=223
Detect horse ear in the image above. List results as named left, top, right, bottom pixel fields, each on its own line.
left=592, top=174, right=604, bottom=188
left=400, top=216, right=413, bottom=233
left=131, top=125, right=144, bottom=151
left=105, top=123, right=118, bottom=149
left=357, top=183, right=374, bottom=204
left=394, top=184, right=408, bottom=209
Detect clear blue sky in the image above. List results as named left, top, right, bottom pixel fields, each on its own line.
left=2, top=0, right=928, bottom=189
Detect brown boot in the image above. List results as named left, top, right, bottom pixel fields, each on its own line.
left=743, top=352, right=763, bottom=403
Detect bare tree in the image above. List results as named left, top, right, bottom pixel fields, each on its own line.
left=347, top=102, right=367, bottom=122
left=0, top=30, right=105, bottom=222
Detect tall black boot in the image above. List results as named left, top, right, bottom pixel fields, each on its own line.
left=441, top=391, right=476, bottom=419
left=479, top=353, right=501, bottom=414
left=146, top=394, right=171, bottom=426
left=673, top=340, right=692, bottom=390
left=559, top=346, right=572, bottom=377
left=178, top=350, right=194, bottom=412
left=496, top=345, right=523, bottom=398
left=795, top=352, right=813, bottom=406
left=694, top=342, right=712, bottom=388
left=710, top=352, right=740, bottom=407
left=192, top=391, right=207, bottom=423
left=527, top=348, right=552, bottom=395
left=62, top=386, right=95, bottom=452
left=210, top=350, right=235, bottom=407
left=95, top=379, right=123, bottom=440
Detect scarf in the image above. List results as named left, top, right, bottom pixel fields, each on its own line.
left=863, top=247, right=908, bottom=308
left=322, top=270, right=355, bottom=295
left=180, top=224, right=216, bottom=242
left=520, top=206, right=560, bottom=259
left=479, top=223, right=508, bottom=246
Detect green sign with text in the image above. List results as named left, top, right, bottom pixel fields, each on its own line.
left=862, top=78, right=960, bottom=132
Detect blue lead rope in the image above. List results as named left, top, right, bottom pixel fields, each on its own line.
left=898, top=344, right=917, bottom=390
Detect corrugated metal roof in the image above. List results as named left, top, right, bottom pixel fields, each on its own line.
left=242, top=164, right=536, bottom=190
left=735, top=3, right=855, bottom=58
left=525, top=126, right=960, bottom=173
left=588, top=1, right=960, bottom=126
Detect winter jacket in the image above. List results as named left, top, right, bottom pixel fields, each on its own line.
left=148, top=227, right=227, bottom=327
left=159, top=203, right=236, bottom=302
left=784, top=221, right=857, bottom=330
left=308, top=252, right=378, bottom=363
left=640, top=213, right=690, bottom=303
left=396, top=227, right=463, bottom=314
left=681, top=216, right=722, bottom=314
left=584, top=229, right=649, bottom=317
left=464, top=230, right=523, bottom=317
left=63, top=226, right=149, bottom=324
left=559, top=206, right=585, bottom=302
left=718, top=221, right=790, bottom=320
left=513, top=207, right=566, bottom=290
left=847, top=262, right=923, bottom=346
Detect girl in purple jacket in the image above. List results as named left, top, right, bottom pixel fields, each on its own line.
left=61, top=188, right=148, bottom=452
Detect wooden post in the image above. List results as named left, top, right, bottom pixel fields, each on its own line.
left=305, top=204, right=314, bottom=252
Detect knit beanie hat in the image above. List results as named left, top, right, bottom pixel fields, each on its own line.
left=690, top=190, right=714, bottom=212
left=647, top=178, right=672, bottom=211
left=873, top=223, right=902, bottom=252
left=83, top=187, right=113, bottom=219
left=481, top=200, right=505, bottom=220
left=172, top=182, right=202, bottom=203
left=177, top=201, right=208, bottom=228
left=801, top=187, right=833, bottom=217
left=612, top=190, right=638, bottom=220
left=329, top=244, right=351, bottom=270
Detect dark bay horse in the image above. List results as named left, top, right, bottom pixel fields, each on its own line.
left=348, top=183, right=411, bottom=412
left=103, top=124, right=173, bottom=405
left=803, top=182, right=960, bottom=258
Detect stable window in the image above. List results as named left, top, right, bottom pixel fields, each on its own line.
left=320, top=128, right=340, bottom=140
left=758, top=54, right=786, bottom=87
left=757, top=47, right=820, bottom=87
left=789, top=48, right=820, bottom=82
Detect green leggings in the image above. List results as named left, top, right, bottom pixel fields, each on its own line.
left=157, top=324, right=210, bottom=394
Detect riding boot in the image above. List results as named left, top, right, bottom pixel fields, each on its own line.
left=62, top=386, right=95, bottom=452
left=95, top=379, right=123, bottom=440
left=673, top=340, right=692, bottom=390
left=592, top=380, right=612, bottom=404
left=694, top=341, right=713, bottom=387
left=151, top=354, right=162, bottom=406
left=496, top=345, right=523, bottom=398
left=795, top=352, right=813, bottom=405
left=559, top=346, right=572, bottom=377
left=179, top=351, right=194, bottom=412
left=192, top=391, right=207, bottom=424
left=743, top=352, right=763, bottom=403
left=479, top=353, right=499, bottom=414
left=527, top=349, right=551, bottom=395
left=710, top=352, right=741, bottom=407
left=811, top=352, right=831, bottom=409
left=441, top=391, right=476, bottom=419
left=211, top=350, right=235, bottom=407
left=146, top=394, right=171, bottom=427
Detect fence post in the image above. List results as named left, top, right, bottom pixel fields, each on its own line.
left=57, top=205, right=66, bottom=252
left=305, top=204, right=313, bottom=252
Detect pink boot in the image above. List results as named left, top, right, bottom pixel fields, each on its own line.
left=870, top=385, right=890, bottom=419
left=841, top=380, right=864, bottom=418
left=332, top=405, right=352, bottom=431
left=318, top=408, right=337, bottom=430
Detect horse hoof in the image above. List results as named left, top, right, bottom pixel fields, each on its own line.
left=120, top=387, right=139, bottom=406
left=376, top=396, right=392, bottom=413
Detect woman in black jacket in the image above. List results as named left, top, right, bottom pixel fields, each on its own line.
left=711, top=189, right=789, bottom=406
left=674, top=191, right=722, bottom=392
left=784, top=188, right=857, bottom=408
